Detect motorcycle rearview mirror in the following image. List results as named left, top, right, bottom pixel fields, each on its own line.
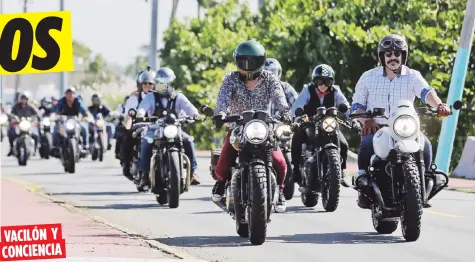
left=373, top=108, right=385, bottom=116
left=128, top=109, right=137, bottom=118
left=295, top=108, right=304, bottom=117
left=137, top=109, right=146, bottom=118
left=338, top=104, right=348, bottom=113
left=200, top=105, right=214, bottom=117
left=453, top=100, right=463, bottom=110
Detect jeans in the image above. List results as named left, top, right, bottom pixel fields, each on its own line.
left=358, top=132, right=432, bottom=171
left=52, top=122, right=88, bottom=148
left=216, top=130, right=287, bottom=188
left=88, top=123, right=113, bottom=146
left=139, top=128, right=198, bottom=175
left=291, top=128, right=349, bottom=170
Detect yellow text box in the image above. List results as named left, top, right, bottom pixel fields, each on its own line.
left=0, top=11, right=74, bottom=75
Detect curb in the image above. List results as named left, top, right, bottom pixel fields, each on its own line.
left=4, top=176, right=204, bottom=261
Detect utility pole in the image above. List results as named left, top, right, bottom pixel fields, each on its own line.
left=13, top=0, right=29, bottom=103
left=149, top=0, right=159, bottom=69
left=59, top=0, right=67, bottom=97
left=435, top=0, right=475, bottom=173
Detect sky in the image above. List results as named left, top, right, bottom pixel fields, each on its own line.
left=2, top=0, right=258, bottom=67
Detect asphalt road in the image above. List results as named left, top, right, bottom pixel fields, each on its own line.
left=1, top=141, right=474, bottom=262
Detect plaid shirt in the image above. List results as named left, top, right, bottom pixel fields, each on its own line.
left=270, top=81, right=298, bottom=117
left=351, top=65, right=434, bottom=125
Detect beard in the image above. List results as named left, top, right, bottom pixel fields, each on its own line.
left=386, top=59, right=401, bottom=71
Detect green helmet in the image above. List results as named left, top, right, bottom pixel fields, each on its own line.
left=233, top=40, right=267, bottom=80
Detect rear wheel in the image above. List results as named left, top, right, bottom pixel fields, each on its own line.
left=372, top=207, right=398, bottom=234
left=232, top=171, right=248, bottom=238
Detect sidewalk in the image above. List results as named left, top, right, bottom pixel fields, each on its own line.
left=0, top=178, right=203, bottom=261
left=447, top=177, right=475, bottom=193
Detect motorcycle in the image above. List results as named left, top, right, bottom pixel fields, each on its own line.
left=350, top=100, right=462, bottom=242
left=128, top=108, right=196, bottom=208
left=293, top=104, right=353, bottom=212
left=202, top=106, right=282, bottom=246
left=89, top=113, right=108, bottom=162
left=39, top=116, right=53, bottom=159
left=58, top=116, right=83, bottom=173
left=11, top=116, right=36, bottom=166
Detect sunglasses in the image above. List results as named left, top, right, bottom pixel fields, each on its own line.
left=385, top=50, right=402, bottom=58
left=314, top=78, right=333, bottom=87
left=143, top=82, right=154, bottom=86
left=381, top=39, right=405, bottom=49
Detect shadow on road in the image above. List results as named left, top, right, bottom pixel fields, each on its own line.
left=49, top=191, right=138, bottom=196
left=180, top=196, right=211, bottom=202
left=155, top=235, right=251, bottom=247
left=283, top=206, right=328, bottom=214
left=190, top=210, right=223, bottom=215
left=267, top=232, right=405, bottom=244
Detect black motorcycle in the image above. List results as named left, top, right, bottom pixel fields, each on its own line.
left=39, top=116, right=53, bottom=159
left=129, top=108, right=197, bottom=208
left=202, top=106, right=281, bottom=246
left=293, top=104, right=352, bottom=212
left=58, top=116, right=83, bottom=173
left=89, top=113, right=107, bottom=162
left=349, top=100, right=462, bottom=242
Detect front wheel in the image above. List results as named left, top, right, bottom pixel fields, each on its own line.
left=18, top=145, right=27, bottom=166
left=282, top=152, right=294, bottom=200
left=67, top=138, right=77, bottom=173
left=400, top=159, right=423, bottom=242
left=248, top=165, right=268, bottom=245
left=321, top=148, right=341, bottom=212
left=167, top=151, right=181, bottom=209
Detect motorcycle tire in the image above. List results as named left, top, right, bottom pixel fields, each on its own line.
left=167, top=151, right=181, bottom=209
left=400, top=159, right=423, bottom=242
left=321, top=148, right=341, bottom=212
left=372, top=207, right=398, bottom=234
left=283, top=152, right=295, bottom=200
left=248, top=164, right=268, bottom=245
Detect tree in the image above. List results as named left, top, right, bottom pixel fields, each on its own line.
left=160, top=0, right=474, bottom=169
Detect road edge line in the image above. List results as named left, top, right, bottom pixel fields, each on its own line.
left=3, top=176, right=204, bottom=261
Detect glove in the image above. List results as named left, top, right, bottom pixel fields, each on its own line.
left=351, top=119, right=362, bottom=132
left=361, top=119, right=379, bottom=136
left=193, top=114, right=205, bottom=121
left=437, top=103, right=451, bottom=117
left=213, top=113, right=226, bottom=128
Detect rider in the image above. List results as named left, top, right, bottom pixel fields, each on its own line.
left=7, top=92, right=41, bottom=156
left=265, top=58, right=298, bottom=117
left=38, top=97, right=53, bottom=116
left=121, top=67, right=156, bottom=180
left=351, top=34, right=451, bottom=209
left=88, top=94, right=113, bottom=150
left=51, top=96, right=59, bottom=107
left=136, top=67, right=203, bottom=189
left=212, top=40, right=292, bottom=213
left=50, top=88, right=92, bottom=156
left=290, top=64, right=360, bottom=187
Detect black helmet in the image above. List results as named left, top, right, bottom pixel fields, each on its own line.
left=65, top=87, right=76, bottom=94
left=312, top=64, right=335, bottom=83
left=124, top=95, right=130, bottom=103
left=377, top=34, right=408, bottom=66
left=51, top=96, right=59, bottom=101
left=155, top=67, right=176, bottom=95
left=233, top=40, right=267, bottom=80
left=264, top=58, right=282, bottom=79
left=91, top=94, right=101, bottom=105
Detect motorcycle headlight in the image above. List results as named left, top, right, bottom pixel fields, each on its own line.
left=244, top=120, right=268, bottom=144
left=393, top=116, right=417, bottom=138
left=96, top=119, right=105, bottom=128
left=66, top=119, right=76, bottom=130
left=163, top=125, right=178, bottom=139
left=42, top=117, right=50, bottom=126
left=275, top=124, right=292, bottom=138
left=19, top=120, right=31, bottom=131
left=322, top=117, right=337, bottom=133
left=0, top=114, right=7, bottom=125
